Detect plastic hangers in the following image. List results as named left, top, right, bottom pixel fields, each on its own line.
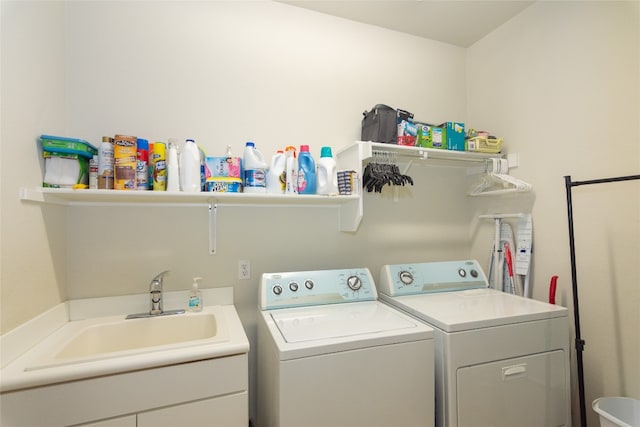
left=468, top=158, right=532, bottom=196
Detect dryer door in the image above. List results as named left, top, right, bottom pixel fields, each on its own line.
left=456, top=350, right=568, bottom=427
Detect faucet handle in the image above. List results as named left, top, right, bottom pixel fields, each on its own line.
left=150, top=270, right=170, bottom=292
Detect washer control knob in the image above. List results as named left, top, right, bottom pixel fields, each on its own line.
left=304, top=280, right=314, bottom=290
left=470, top=269, right=479, bottom=278
left=289, top=281, right=299, bottom=292
left=273, top=285, right=283, bottom=295
left=458, top=268, right=467, bottom=278
left=399, top=271, right=414, bottom=285
left=347, top=275, right=362, bottom=291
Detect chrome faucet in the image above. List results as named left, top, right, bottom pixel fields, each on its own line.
left=126, top=270, right=185, bottom=319
left=149, top=270, right=169, bottom=315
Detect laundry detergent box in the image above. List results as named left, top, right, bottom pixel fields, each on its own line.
left=440, top=122, right=465, bottom=151
left=205, top=156, right=242, bottom=192
left=205, top=156, right=242, bottom=179
left=40, top=135, right=97, bottom=188
left=416, top=123, right=446, bottom=149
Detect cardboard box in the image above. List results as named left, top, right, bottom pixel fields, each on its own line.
left=440, top=122, right=465, bottom=151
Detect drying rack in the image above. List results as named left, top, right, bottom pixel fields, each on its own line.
left=564, top=173, right=640, bottom=427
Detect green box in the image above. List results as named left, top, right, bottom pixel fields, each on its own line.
left=416, top=123, right=446, bottom=149
left=40, top=134, right=97, bottom=159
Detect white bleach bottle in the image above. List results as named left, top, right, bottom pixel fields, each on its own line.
left=180, top=138, right=201, bottom=192
left=316, top=146, right=338, bottom=195
left=243, top=141, right=267, bottom=193
left=266, top=150, right=285, bottom=194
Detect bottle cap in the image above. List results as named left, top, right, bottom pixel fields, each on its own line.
left=320, top=146, right=333, bottom=158
left=246, top=141, right=255, bottom=148
left=136, top=138, right=148, bottom=149
left=300, top=145, right=310, bottom=152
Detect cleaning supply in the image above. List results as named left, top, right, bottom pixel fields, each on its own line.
left=243, top=141, right=267, bottom=193
left=180, top=138, right=201, bottom=192
left=113, top=134, right=137, bottom=190
left=151, top=142, right=167, bottom=191
left=266, top=150, right=286, bottom=194
left=187, top=277, right=203, bottom=312
left=297, top=145, right=317, bottom=194
left=98, top=136, right=114, bottom=189
left=284, top=145, right=298, bottom=194
left=166, top=138, right=180, bottom=191
left=136, top=138, right=149, bottom=190
left=316, top=146, right=338, bottom=195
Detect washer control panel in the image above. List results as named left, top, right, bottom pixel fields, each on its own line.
left=260, top=268, right=376, bottom=310
left=378, top=260, right=488, bottom=296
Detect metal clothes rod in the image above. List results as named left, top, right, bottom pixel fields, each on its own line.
left=564, top=173, right=640, bottom=427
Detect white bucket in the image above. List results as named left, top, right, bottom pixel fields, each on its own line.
left=593, top=397, right=640, bottom=427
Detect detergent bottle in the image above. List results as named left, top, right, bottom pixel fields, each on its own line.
left=266, top=150, right=285, bottom=194
left=180, top=138, right=201, bottom=192
left=297, top=145, right=317, bottom=194
left=243, top=142, right=267, bottom=193
left=316, top=146, right=338, bottom=195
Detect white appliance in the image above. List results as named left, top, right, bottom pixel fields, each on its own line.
left=257, top=268, right=434, bottom=427
left=378, top=260, right=571, bottom=427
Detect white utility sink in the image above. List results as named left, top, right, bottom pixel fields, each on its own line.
left=1, top=290, right=249, bottom=393
left=26, top=309, right=228, bottom=371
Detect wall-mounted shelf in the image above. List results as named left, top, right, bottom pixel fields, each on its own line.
left=19, top=187, right=360, bottom=255
left=20, top=141, right=507, bottom=255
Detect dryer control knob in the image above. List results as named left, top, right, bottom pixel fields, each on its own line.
left=470, top=269, right=479, bottom=278
left=273, top=285, right=283, bottom=295
left=458, top=268, right=467, bottom=278
left=347, top=275, right=362, bottom=291
left=399, top=271, right=414, bottom=285
left=289, top=282, right=299, bottom=292
left=304, top=280, right=314, bottom=290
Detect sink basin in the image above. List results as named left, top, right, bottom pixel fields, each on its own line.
left=24, top=308, right=230, bottom=371
left=56, top=313, right=218, bottom=360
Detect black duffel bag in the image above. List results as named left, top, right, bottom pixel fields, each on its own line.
left=361, top=104, right=413, bottom=144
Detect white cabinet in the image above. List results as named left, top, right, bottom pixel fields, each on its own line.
left=0, top=354, right=248, bottom=427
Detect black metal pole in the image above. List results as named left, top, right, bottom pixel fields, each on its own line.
left=564, top=175, right=587, bottom=427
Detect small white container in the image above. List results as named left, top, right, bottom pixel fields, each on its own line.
left=243, top=142, right=267, bottom=193
left=266, top=150, right=285, bottom=194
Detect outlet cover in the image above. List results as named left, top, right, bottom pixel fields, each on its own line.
left=238, top=260, right=250, bottom=280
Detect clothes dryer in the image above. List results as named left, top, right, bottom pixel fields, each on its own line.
left=378, top=260, right=571, bottom=427
left=257, top=268, right=434, bottom=427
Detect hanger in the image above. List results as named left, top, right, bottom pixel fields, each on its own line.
left=469, top=158, right=532, bottom=196
left=363, top=150, right=414, bottom=193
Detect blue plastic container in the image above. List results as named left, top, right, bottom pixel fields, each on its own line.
left=297, top=145, right=317, bottom=194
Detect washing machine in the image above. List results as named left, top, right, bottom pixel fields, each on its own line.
left=378, top=260, right=571, bottom=427
left=256, top=267, right=434, bottom=427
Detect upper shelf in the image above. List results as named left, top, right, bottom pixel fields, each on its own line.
left=339, top=141, right=502, bottom=167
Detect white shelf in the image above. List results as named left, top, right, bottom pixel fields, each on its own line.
left=20, top=142, right=506, bottom=255
left=19, top=187, right=358, bottom=207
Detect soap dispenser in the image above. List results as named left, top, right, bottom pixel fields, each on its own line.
left=188, top=277, right=203, bottom=312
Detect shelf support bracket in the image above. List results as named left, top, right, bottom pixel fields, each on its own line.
left=208, top=201, right=217, bottom=255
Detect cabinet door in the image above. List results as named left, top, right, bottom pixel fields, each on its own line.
left=76, top=415, right=136, bottom=427
left=457, top=350, right=568, bottom=427
left=137, top=391, right=248, bottom=427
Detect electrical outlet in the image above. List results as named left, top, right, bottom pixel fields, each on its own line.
left=238, top=260, right=251, bottom=280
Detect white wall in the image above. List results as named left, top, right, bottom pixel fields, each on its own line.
left=467, top=2, right=640, bottom=426
left=1, top=1, right=69, bottom=334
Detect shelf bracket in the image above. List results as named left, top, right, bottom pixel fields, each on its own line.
left=208, top=201, right=217, bottom=255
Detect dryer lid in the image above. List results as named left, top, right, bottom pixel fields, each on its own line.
left=383, top=288, right=567, bottom=332
left=270, top=301, right=418, bottom=343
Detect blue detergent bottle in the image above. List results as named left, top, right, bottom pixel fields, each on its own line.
left=297, top=145, right=317, bottom=194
